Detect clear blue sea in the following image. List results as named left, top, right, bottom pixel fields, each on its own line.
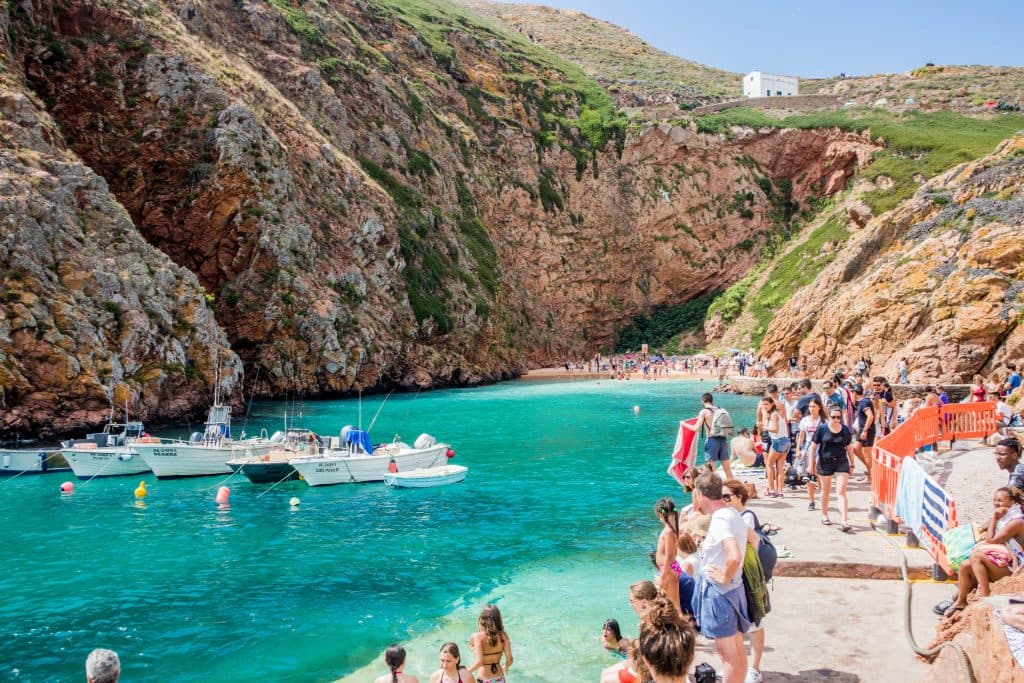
left=0, top=379, right=759, bottom=682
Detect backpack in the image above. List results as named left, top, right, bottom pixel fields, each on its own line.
left=708, top=408, right=735, bottom=438
left=741, top=542, right=770, bottom=626
left=741, top=509, right=778, bottom=581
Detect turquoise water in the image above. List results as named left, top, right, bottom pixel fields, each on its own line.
left=0, top=379, right=759, bottom=682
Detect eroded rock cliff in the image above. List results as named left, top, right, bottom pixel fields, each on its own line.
left=0, top=6, right=240, bottom=436
left=0, top=0, right=875, bottom=435
left=760, top=134, right=1024, bottom=382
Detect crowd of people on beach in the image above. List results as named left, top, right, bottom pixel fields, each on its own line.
left=602, top=357, right=1024, bottom=682
left=561, top=353, right=731, bottom=379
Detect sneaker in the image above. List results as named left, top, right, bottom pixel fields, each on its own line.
left=808, top=502, right=815, bottom=511
left=745, top=669, right=763, bottom=683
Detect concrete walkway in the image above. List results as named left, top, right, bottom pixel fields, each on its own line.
left=689, top=576, right=950, bottom=681
left=730, top=464, right=937, bottom=579
left=704, top=457, right=967, bottom=680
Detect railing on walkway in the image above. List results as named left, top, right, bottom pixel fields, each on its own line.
left=870, top=402, right=995, bottom=578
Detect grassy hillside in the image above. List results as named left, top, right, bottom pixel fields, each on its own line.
left=802, top=64, right=1024, bottom=113
left=700, top=107, right=1024, bottom=347
left=452, top=0, right=740, bottom=106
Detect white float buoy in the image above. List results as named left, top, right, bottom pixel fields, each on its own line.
left=289, top=497, right=300, bottom=507
left=216, top=486, right=230, bottom=504
left=633, top=405, right=640, bottom=414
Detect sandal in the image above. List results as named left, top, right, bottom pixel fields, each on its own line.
left=840, top=522, right=852, bottom=532
left=933, top=598, right=955, bottom=616
left=943, top=604, right=966, bottom=618
left=762, top=523, right=782, bottom=534
left=821, top=518, right=832, bottom=526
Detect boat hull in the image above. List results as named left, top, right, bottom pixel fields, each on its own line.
left=62, top=447, right=150, bottom=479
left=291, top=445, right=449, bottom=486
left=384, top=465, right=467, bottom=488
left=135, top=442, right=273, bottom=479
left=237, top=461, right=298, bottom=484
left=0, top=449, right=69, bottom=476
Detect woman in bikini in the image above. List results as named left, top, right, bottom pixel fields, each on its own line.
left=374, top=644, right=420, bottom=683
left=468, top=604, right=513, bottom=683
left=429, top=642, right=473, bottom=683
left=653, top=497, right=682, bottom=615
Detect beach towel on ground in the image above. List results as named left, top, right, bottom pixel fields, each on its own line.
left=895, top=456, right=927, bottom=536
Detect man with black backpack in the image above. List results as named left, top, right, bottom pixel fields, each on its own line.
left=699, top=393, right=736, bottom=480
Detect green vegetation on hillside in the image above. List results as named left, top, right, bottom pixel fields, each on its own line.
left=705, top=268, right=761, bottom=327
left=695, top=108, right=1024, bottom=214
left=748, top=215, right=849, bottom=345
left=455, top=0, right=739, bottom=104
left=613, top=293, right=718, bottom=353
left=363, top=0, right=627, bottom=167
left=698, top=108, right=1024, bottom=348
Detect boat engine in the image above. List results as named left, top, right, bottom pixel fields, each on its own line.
left=414, top=434, right=436, bottom=449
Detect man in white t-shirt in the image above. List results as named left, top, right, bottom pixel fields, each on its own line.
left=692, top=472, right=750, bottom=683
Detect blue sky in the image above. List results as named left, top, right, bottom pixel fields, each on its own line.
left=499, top=0, right=1023, bottom=77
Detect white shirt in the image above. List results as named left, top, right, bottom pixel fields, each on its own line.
left=997, top=401, right=1013, bottom=422
left=798, top=416, right=822, bottom=449
left=700, top=506, right=748, bottom=588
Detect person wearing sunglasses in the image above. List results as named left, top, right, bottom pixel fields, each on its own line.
left=808, top=409, right=856, bottom=531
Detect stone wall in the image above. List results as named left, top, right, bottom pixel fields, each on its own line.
left=692, top=95, right=840, bottom=115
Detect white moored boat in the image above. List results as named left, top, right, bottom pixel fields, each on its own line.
left=61, top=421, right=150, bottom=479
left=384, top=464, right=467, bottom=488
left=290, top=429, right=453, bottom=486
left=0, top=447, right=68, bottom=476
left=134, top=404, right=273, bottom=479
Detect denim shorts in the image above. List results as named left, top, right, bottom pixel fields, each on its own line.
left=769, top=437, right=790, bottom=454
left=692, top=574, right=750, bottom=639
left=705, top=436, right=729, bottom=461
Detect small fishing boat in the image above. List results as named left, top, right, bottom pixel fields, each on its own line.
left=227, top=428, right=323, bottom=484
left=0, top=448, right=69, bottom=476
left=61, top=420, right=150, bottom=479
left=383, top=464, right=467, bottom=488
left=134, top=404, right=274, bottom=479
left=290, top=429, right=453, bottom=486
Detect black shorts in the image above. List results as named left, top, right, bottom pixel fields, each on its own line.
left=855, top=430, right=876, bottom=447
left=816, top=458, right=851, bottom=477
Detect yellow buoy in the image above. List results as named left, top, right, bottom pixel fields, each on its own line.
left=134, top=481, right=147, bottom=499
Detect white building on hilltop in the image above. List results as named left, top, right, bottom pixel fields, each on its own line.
left=744, top=71, right=799, bottom=98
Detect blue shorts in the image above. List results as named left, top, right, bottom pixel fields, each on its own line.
left=705, top=436, right=729, bottom=461
left=692, top=574, right=750, bottom=639
left=769, top=437, right=790, bottom=454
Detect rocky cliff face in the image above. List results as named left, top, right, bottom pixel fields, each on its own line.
left=0, top=0, right=874, bottom=436
left=0, top=5, right=240, bottom=437
left=760, top=134, right=1024, bottom=382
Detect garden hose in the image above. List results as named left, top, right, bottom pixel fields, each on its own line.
left=877, top=525, right=975, bottom=682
